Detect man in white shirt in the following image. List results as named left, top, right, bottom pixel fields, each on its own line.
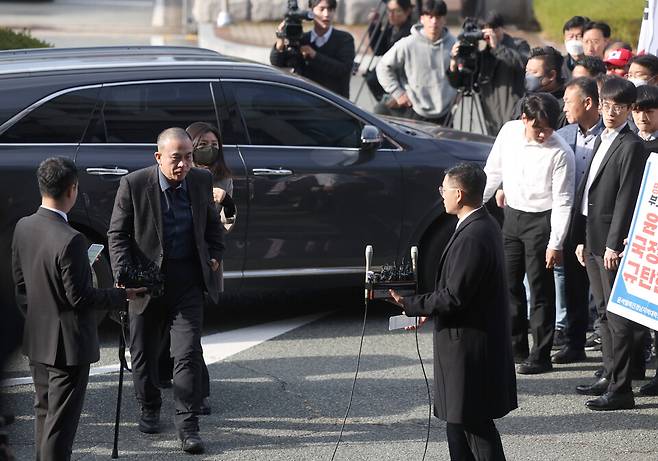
left=483, top=93, right=575, bottom=375
left=572, top=77, right=648, bottom=411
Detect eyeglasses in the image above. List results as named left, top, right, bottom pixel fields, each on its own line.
left=600, top=101, right=629, bottom=115
left=438, top=186, right=461, bottom=197
left=387, top=7, right=404, bottom=14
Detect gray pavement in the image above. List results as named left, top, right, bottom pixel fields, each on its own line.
left=3, top=306, right=658, bottom=460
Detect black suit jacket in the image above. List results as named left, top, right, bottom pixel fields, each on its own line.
left=270, top=29, right=355, bottom=98
left=12, top=208, right=125, bottom=366
left=108, top=165, right=224, bottom=314
left=402, top=208, right=517, bottom=424
left=571, top=125, right=648, bottom=255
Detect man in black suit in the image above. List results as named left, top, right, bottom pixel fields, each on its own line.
left=270, top=0, right=355, bottom=98
left=108, top=127, right=224, bottom=454
left=390, top=163, right=517, bottom=460
left=11, top=157, right=143, bottom=461
left=572, top=77, right=649, bottom=410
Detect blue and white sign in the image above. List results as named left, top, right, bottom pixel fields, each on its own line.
left=607, top=153, right=658, bottom=330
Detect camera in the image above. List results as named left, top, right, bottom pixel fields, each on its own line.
left=276, top=0, right=314, bottom=68
left=117, top=263, right=165, bottom=299
left=455, top=17, right=484, bottom=85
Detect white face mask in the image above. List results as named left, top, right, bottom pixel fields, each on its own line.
left=565, top=39, right=584, bottom=57
left=628, top=77, right=648, bottom=87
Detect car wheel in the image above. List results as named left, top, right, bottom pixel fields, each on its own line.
left=418, top=220, right=455, bottom=294
left=90, top=243, right=113, bottom=326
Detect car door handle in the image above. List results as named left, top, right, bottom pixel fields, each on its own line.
left=85, top=167, right=129, bottom=176
left=252, top=168, right=293, bottom=176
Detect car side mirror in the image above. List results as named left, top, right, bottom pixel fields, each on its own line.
left=360, top=125, right=382, bottom=150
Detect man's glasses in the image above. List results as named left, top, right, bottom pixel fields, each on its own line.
left=600, top=101, right=629, bottom=115
left=438, top=186, right=461, bottom=197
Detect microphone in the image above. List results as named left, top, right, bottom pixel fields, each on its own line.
left=410, top=246, right=418, bottom=276
left=365, top=245, right=373, bottom=300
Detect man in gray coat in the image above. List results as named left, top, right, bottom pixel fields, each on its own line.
left=390, top=163, right=517, bottom=460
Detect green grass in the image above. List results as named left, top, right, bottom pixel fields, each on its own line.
left=534, top=0, right=644, bottom=47
left=0, top=28, right=51, bottom=50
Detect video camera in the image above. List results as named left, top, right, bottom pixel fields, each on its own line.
left=276, top=0, right=314, bottom=67
left=455, top=17, right=484, bottom=86
left=116, top=263, right=164, bottom=299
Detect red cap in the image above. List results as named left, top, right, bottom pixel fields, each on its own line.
left=604, top=48, right=634, bottom=67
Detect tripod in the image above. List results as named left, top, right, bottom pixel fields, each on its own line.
left=111, top=309, right=131, bottom=459
left=444, top=87, right=487, bottom=135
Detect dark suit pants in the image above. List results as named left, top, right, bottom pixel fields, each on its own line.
left=585, top=250, right=645, bottom=393
left=562, top=241, right=590, bottom=350
left=158, top=332, right=211, bottom=399
left=129, top=259, right=204, bottom=433
left=446, top=420, right=505, bottom=461
left=30, top=361, right=90, bottom=461
left=503, top=207, right=555, bottom=363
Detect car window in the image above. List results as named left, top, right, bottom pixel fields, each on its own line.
left=0, top=87, right=100, bottom=143
left=232, top=82, right=363, bottom=148
left=85, top=82, right=217, bottom=143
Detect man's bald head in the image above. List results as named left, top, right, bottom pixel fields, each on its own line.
left=156, top=127, right=191, bottom=152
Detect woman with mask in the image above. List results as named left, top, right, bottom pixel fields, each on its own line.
left=158, top=122, right=234, bottom=416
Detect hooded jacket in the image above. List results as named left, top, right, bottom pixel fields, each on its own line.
left=376, top=24, right=457, bottom=119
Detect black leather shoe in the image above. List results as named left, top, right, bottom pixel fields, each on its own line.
left=180, top=431, right=205, bottom=454
left=640, top=377, right=658, bottom=396
left=552, top=347, right=587, bottom=364
left=576, top=377, right=609, bottom=396
left=517, top=360, right=552, bottom=374
left=138, top=408, right=160, bottom=434
left=199, top=397, right=211, bottom=416
left=586, top=391, right=635, bottom=411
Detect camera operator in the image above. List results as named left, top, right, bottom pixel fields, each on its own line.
left=447, top=11, right=529, bottom=135
left=12, top=157, right=145, bottom=461
left=270, top=0, right=355, bottom=98
left=365, top=0, right=414, bottom=101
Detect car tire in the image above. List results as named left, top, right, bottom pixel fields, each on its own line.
left=89, top=243, right=113, bottom=326
left=418, top=220, right=454, bottom=294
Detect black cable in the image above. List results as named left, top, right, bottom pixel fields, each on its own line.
left=330, top=295, right=369, bottom=461
left=414, top=319, right=432, bottom=461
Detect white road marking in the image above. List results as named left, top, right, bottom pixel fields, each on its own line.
left=0, top=312, right=327, bottom=388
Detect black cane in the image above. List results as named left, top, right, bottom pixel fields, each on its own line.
left=111, top=309, right=129, bottom=459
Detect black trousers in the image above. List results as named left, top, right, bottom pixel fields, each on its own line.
left=129, top=258, right=204, bottom=433
left=158, top=332, right=210, bottom=399
left=30, top=361, right=90, bottom=461
left=503, top=207, right=555, bottom=363
left=562, top=240, right=590, bottom=350
left=446, top=420, right=505, bottom=461
left=585, top=250, right=645, bottom=393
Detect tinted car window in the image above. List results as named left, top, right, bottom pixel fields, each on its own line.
left=232, top=82, right=362, bottom=148
left=0, top=87, right=100, bottom=143
left=85, top=82, right=216, bottom=143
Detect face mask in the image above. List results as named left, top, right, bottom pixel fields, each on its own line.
left=525, top=74, right=543, bottom=92
left=628, top=77, right=648, bottom=87
left=564, top=39, right=584, bottom=56
left=193, top=145, right=219, bottom=167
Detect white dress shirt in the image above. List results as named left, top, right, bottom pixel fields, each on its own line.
left=580, top=122, right=626, bottom=216
left=40, top=205, right=68, bottom=222
left=310, top=27, right=333, bottom=48
left=456, top=206, right=483, bottom=230
left=483, top=120, right=575, bottom=250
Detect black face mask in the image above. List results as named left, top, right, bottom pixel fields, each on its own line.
left=193, top=145, right=219, bottom=167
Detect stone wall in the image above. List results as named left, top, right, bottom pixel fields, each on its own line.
left=192, top=0, right=536, bottom=27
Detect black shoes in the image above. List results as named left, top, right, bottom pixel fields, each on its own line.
left=199, top=397, right=212, bottom=416
left=575, top=377, right=609, bottom=396
left=517, top=360, right=552, bottom=375
left=552, top=347, right=587, bottom=364
left=586, top=391, right=635, bottom=411
left=640, top=377, right=658, bottom=396
left=138, top=408, right=161, bottom=434
left=552, top=329, right=567, bottom=350
left=180, top=431, right=205, bottom=454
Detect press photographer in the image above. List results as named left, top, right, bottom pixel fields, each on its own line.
left=447, top=11, right=529, bottom=135
left=270, top=0, right=355, bottom=98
